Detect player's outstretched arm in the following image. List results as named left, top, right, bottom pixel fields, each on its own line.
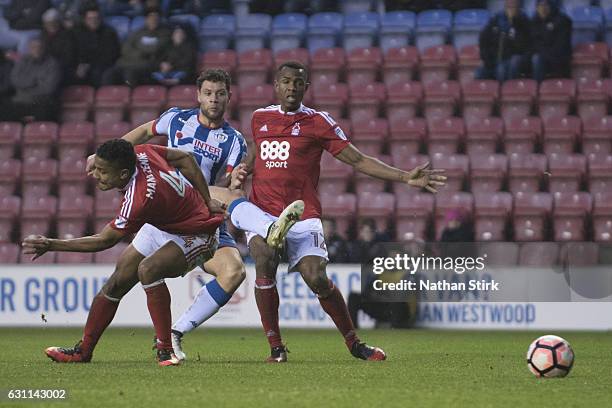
left=21, top=224, right=125, bottom=260
left=334, top=144, right=447, bottom=193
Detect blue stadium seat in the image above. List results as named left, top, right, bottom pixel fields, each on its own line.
left=342, top=12, right=379, bottom=52
left=415, top=10, right=452, bottom=52
left=569, top=6, right=604, bottom=46
left=486, top=0, right=504, bottom=14
left=453, top=9, right=490, bottom=50
left=234, top=13, right=272, bottom=53
left=564, top=0, right=597, bottom=10
left=106, top=16, right=130, bottom=41
left=307, top=12, right=344, bottom=53
left=605, top=8, right=612, bottom=44
left=340, top=0, right=374, bottom=14
left=380, top=11, right=415, bottom=53
left=199, top=14, right=235, bottom=52
left=271, top=13, right=307, bottom=54
left=168, top=14, right=200, bottom=36
left=129, top=15, right=145, bottom=33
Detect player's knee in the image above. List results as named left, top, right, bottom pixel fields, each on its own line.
left=301, top=267, right=330, bottom=296
left=137, top=259, right=160, bottom=284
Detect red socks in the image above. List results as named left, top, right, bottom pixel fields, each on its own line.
left=81, top=294, right=120, bottom=358
left=255, top=278, right=283, bottom=348
left=144, top=282, right=172, bottom=350
left=318, top=282, right=359, bottom=349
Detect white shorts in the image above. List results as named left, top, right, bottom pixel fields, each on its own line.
left=132, top=223, right=219, bottom=274
left=245, top=217, right=329, bottom=271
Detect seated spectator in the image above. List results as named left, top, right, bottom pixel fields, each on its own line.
left=440, top=208, right=475, bottom=243
left=0, top=51, right=15, bottom=100
left=530, top=0, right=572, bottom=82
left=0, top=37, right=60, bottom=121
left=73, top=4, right=120, bottom=87
left=348, top=219, right=387, bottom=264
left=0, top=0, right=50, bottom=53
left=476, top=0, right=530, bottom=81
left=41, top=8, right=77, bottom=84
left=322, top=218, right=349, bottom=263
left=102, top=7, right=171, bottom=86
left=152, top=26, right=196, bottom=85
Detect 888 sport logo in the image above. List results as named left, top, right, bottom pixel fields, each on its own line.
left=260, top=140, right=291, bottom=169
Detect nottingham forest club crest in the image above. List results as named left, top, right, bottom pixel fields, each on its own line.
left=291, top=122, right=301, bottom=136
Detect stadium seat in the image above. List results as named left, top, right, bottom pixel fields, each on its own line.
left=513, top=192, right=553, bottom=241
left=0, top=121, right=21, bottom=160
left=434, top=191, right=474, bottom=239
left=0, top=243, right=19, bottom=263
left=56, top=194, right=94, bottom=239
left=385, top=81, right=423, bottom=123
left=427, top=117, right=465, bottom=155
left=307, top=12, right=343, bottom=53
left=94, top=86, right=130, bottom=124
left=273, top=48, right=310, bottom=69
left=346, top=47, right=382, bottom=87
left=380, top=11, right=415, bottom=53
left=465, top=117, right=503, bottom=156
left=518, top=242, right=559, bottom=266
left=199, top=50, right=237, bottom=76
left=168, top=14, right=200, bottom=35
left=340, top=0, right=374, bottom=13
left=538, top=79, right=576, bottom=121
left=236, top=48, right=273, bottom=90
left=474, top=191, right=512, bottom=241
left=391, top=154, right=429, bottom=175
left=21, top=157, right=58, bottom=200
left=320, top=192, right=356, bottom=238
left=271, top=13, right=307, bottom=53
left=457, top=44, right=481, bottom=85
left=0, top=158, right=21, bottom=196
left=452, top=9, right=489, bottom=50
left=419, top=45, right=456, bottom=86
left=576, top=78, right=610, bottom=120
left=167, top=85, right=198, bottom=109
left=106, top=15, right=130, bottom=41
left=508, top=153, right=547, bottom=193
left=94, top=242, right=129, bottom=263
left=354, top=154, right=391, bottom=194
left=559, top=241, right=600, bottom=267
left=319, top=152, right=353, bottom=195
left=469, top=154, right=508, bottom=193
left=342, top=12, right=379, bottom=52
left=548, top=153, right=586, bottom=193
left=129, top=85, right=167, bottom=126
left=0, top=195, right=20, bottom=242
left=568, top=6, right=604, bottom=46
left=542, top=116, right=581, bottom=155
left=234, top=13, right=271, bottom=53
left=571, top=42, right=608, bottom=80
left=58, top=122, right=94, bottom=164
left=500, top=79, right=537, bottom=120
left=582, top=116, right=612, bottom=156
left=382, top=46, right=418, bottom=87
left=357, top=191, right=395, bottom=233
left=593, top=192, right=612, bottom=241
left=431, top=153, right=469, bottom=192
left=348, top=82, right=385, bottom=121
left=415, top=10, right=452, bottom=52
left=310, top=47, right=346, bottom=84
left=61, top=85, right=95, bottom=122
left=350, top=117, right=388, bottom=144
left=58, top=159, right=89, bottom=196
left=238, top=84, right=275, bottom=128
left=57, top=252, right=94, bottom=264
left=20, top=195, right=57, bottom=240
left=389, top=117, right=426, bottom=157
left=22, top=121, right=58, bottom=160
left=423, top=80, right=460, bottom=121
left=553, top=191, right=592, bottom=241
left=588, top=154, right=612, bottom=194
left=312, top=82, right=348, bottom=119
left=476, top=242, right=519, bottom=265
left=199, top=14, right=235, bottom=52
left=95, top=121, right=131, bottom=145
left=461, top=80, right=499, bottom=125
left=395, top=191, right=434, bottom=240
left=503, top=116, right=542, bottom=154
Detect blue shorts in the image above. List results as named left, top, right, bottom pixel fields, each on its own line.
left=219, top=222, right=237, bottom=249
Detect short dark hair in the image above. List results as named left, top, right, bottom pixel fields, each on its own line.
left=196, top=69, right=231, bottom=92
left=276, top=61, right=309, bottom=82
left=96, top=139, right=136, bottom=172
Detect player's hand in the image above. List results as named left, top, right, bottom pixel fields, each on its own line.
left=21, top=235, right=51, bottom=261
left=406, top=161, right=447, bottom=193
left=208, top=199, right=227, bottom=217
left=86, top=153, right=96, bottom=176
left=230, top=163, right=248, bottom=190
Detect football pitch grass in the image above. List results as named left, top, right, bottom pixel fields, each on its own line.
left=1, top=328, right=611, bottom=408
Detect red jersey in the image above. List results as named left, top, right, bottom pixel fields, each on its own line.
left=250, top=104, right=350, bottom=219
left=110, top=145, right=223, bottom=235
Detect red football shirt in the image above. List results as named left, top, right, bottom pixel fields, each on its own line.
left=249, top=104, right=350, bottom=219
left=109, top=145, right=223, bottom=235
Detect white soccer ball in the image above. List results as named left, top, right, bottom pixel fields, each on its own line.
left=526, top=335, right=574, bottom=378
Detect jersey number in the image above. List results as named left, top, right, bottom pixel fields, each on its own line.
left=159, top=170, right=186, bottom=197
left=260, top=140, right=290, bottom=160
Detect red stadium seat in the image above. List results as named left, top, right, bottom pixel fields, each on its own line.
left=547, top=153, right=586, bottom=193
left=391, top=154, right=429, bottom=177
left=58, top=159, right=89, bottom=196
left=576, top=78, right=610, bottom=121
left=559, top=242, right=599, bottom=266
left=94, top=86, right=130, bottom=124
left=427, top=117, right=465, bottom=155
left=237, top=48, right=273, bottom=90
left=457, top=45, right=480, bottom=85
left=57, top=194, right=94, bottom=239
left=395, top=191, right=434, bottom=240
left=348, top=82, right=385, bottom=121
left=129, top=85, right=167, bottom=126
left=319, top=152, right=353, bottom=195
left=355, top=154, right=391, bottom=194
left=474, top=192, right=512, bottom=241
left=553, top=192, right=592, bottom=241
left=21, top=157, right=58, bottom=200
left=0, top=158, right=21, bottom=196
left=518, top=242, right=559, bottom=266
left=57, top=252, right=94, bottom=264
left=513, top=192, right=553, bottom=241
left=542, top=116, right=581, bottom=155
left=238, top=84, right=277, bottom=126
left=95, top=121, right=132, bottom=145
left=0, top=195, right=20, bottom=242
left=58, top=122, right=94, bottom=163
left=538, top=79, right=576, bottom=120
left=199, top=50, right=238, bottom=76
left=500, top=79, right=537, bottom=120
left=385, top=81, right=423, bottom=122
left=588, top=154, right=612, bottom=194
left=320, top=192, right=357, bottom=238
left=476, top=242, right=519, bottom=265
left=346, top=47, right=382, bottom=87
left=423, top=80, right=460, bottom=121
left=273, top=48, right=310, bottom=69
left=94, top=242, right=130, bottom=263
left=383, top=46, right=418, bottom=87
left=593, top=192, right=612, bottom=242
left=312, top=82, right=348, bottom=119
left=508, top=153, right=547, bottom=193
left=311, top=48, right=346, bottom=84
left=582, top=116, right=612, bottom=156
left=167, top=85, right=198, bottom=109
left=571, top=42, right=608, bottom=80
left=61, top=85, right=95, bottom=122
left=0, top=122, right=22, bottom=160
left=461, top=80, right=499, bottom=126
left=503, top=116, right=541, bottom=154
left=469, top=154, right=507, bottom=193
left=434, top=191, right=474, bottom=239
left=22, top=121, right=58, bottom=160
left=20, top=195, right=57, bottom=240
left=94, top=189, right=123, bottom=219
left=357, top=191, right=395, bottom=233
left=389, top=117, right=425, bottom=156
left=431, top=153, right=468, bottom=192
left=350, top=117, right=388, bottom=143
left=419, top=45, right=456, bottom=86
left=465, top=117, right=502, bottom=156
left=0, top=243, right=19, bottom=263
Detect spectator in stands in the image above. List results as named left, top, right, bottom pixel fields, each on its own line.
left=0, top=51, right=14, bottom=100
left=348, top=219, right=387, bottom=264
left=476, top=0, right=531, bottom=81
left=41, top=8, right=77, bottom=85
left=529, top=0, right=572, bottom=82
left=73, top=4, right=120, bottom=87
left=152, top=26, right=196, bottom=85
left=0, top=0, right=50, bottom=53
left=322, top=218, right=350, bottom=263
left=440, top=208, right=474, bottom=243
left=102, top=7, right=170, bottom=86
left=0, top=37, right=60, bottom=121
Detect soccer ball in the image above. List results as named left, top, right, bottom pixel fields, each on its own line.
left=526, top=335, right=574, bottom=378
